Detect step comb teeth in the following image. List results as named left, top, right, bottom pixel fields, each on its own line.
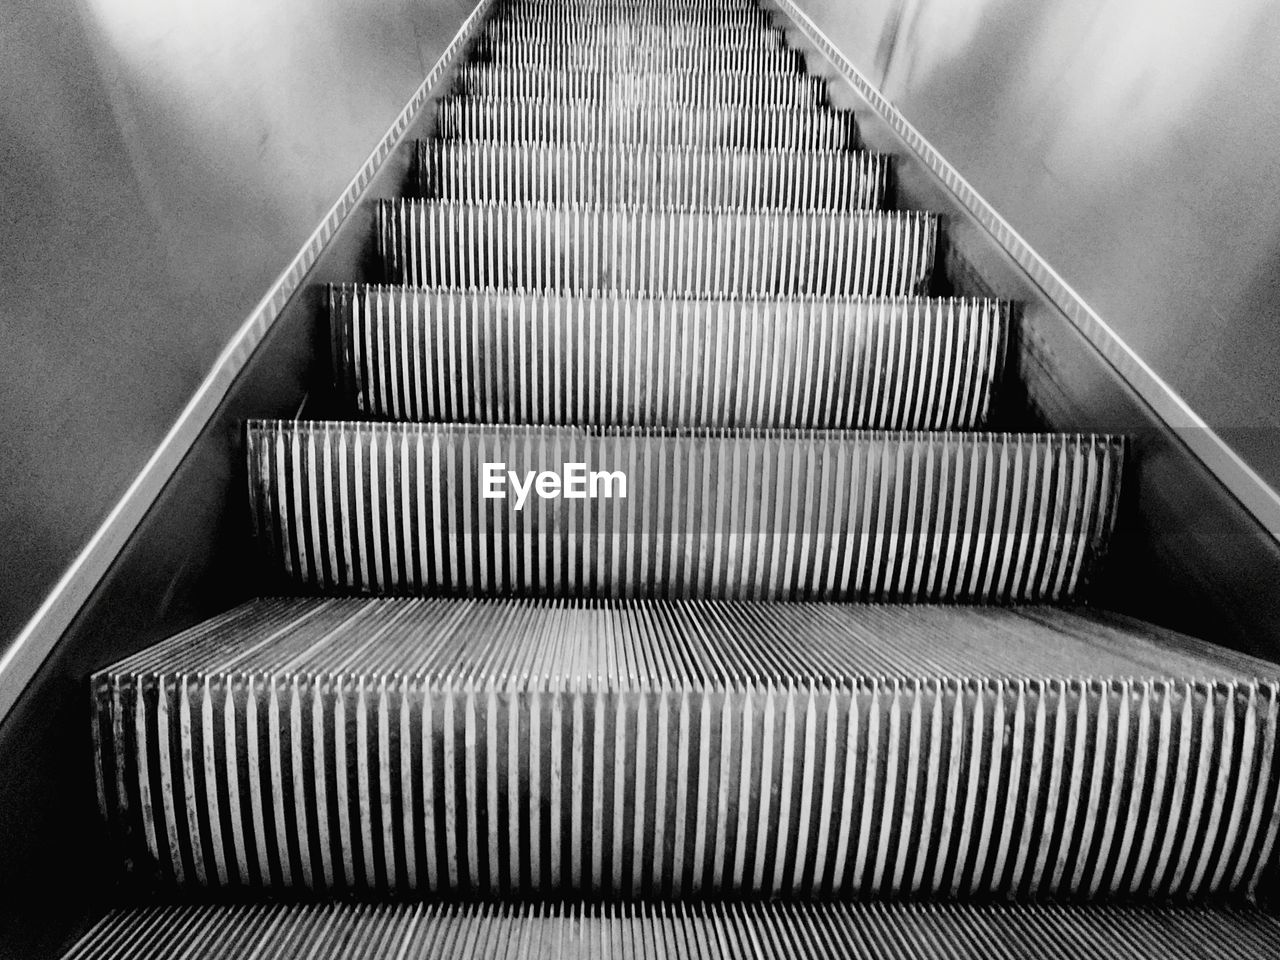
left=246, top=422, right=1122, bottom=602
left=453, top=66, right=826, bottom=108
left=59, top=901, right=1280, bottom=959
left=377, top=201, right=933, bottom=297
left=331, top=288, right=1006, bottom=430
left=413, top=142, right=888, bottom=210
left=92, top=597, right=1280, bottom=898
left=434, top=98, right=858, bottom=150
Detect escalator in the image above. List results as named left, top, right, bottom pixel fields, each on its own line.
left=47, top=0, right=1280, bottom=955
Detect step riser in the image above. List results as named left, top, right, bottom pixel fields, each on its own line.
left=96, top=668, right=1280, bottom=898
left=247, top=423, right=1121, bottom=601
left=332, top=288, right=1006, bottom=430
left=377, top=202, right=934, bottom=297
left=454, top=67, right=825, bottom=107
left=434, top=99, right=858, bottom=150
left=414, top=141, right=887, bottom=210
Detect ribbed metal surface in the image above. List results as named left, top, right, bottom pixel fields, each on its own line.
left=377, top=201, right=932, bottom=297
left=453, top=66, right=825, bottom=107
left=65, top=901, right=1280, bottom=960
left=474, top=39, right=803, bottom=73
left=491, top=4, right=769, bottom=28
left=331, top=287, right=1005, bottom=430
left=413, top=142, right=887, bottom=210
left=479, top=20, right=790, bottom=50
left=246, top=421, right=1121, bottom=601
left=434, top=98, right=858, bottom=150
left=92, top=597, right=1280, bottom=897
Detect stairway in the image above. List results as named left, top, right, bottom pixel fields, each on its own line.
left=65, top=0, right=1280, bottom=955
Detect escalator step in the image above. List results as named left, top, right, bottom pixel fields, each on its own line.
left=412, top=141, right=888, bottom=209
left=91, top=597, right=1280, bottom=898
left=473, top=39, right=803, bottom=73
left=452, top=66, right=826, bottom=107
left=330, top=287, right=1006, bottom=430
left=479, top=21, right=790, bottom=50
left=377, top=201, right=933, bottom=297
left=246, top=421, right=1121, bottom=601
left=434, top=97, right=857, bottom=149
left=490, top=7, right=771, bottom=29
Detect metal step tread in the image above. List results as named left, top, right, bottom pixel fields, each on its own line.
left=377, top=200, right=933, bottom=297
left=433, top=97, right=858, bottom=150
left=413, top=140, right=889, bottom=210
left=66, top=900, right=1280, bottom=960
left=93, top=597, right=1280, bottom=899
left=247, top=421, right=1122, bottom=602
left=330, top=286, right=1006, bottom=430
left=97, top=596, right=1277, bottom=686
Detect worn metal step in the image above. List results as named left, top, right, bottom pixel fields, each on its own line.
left=413, top=141, right=887, bottom=210
left=473, top=38, right=804, bottom=73
left=453, top=66, right=826, bottom=108
left=247, top=421, right=1121, bottom=601
left=377, top=201, right=932, bottom=297
left=92, top=596, right=1280, bottom=898
left=63, top=901, right=1280, bottom=959
left=330, top=287, right=1006, bottom=430
left=434, top=97, right=858, bottom=150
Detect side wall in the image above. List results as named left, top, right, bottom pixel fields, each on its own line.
left=794, top=0, right=1280, bottom=491
left=0, top=0, right=477, bottom=650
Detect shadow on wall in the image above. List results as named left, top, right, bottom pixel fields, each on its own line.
left=798, top=0, right=1280, bottom=487
left=0, top=0, right=475, bottom=649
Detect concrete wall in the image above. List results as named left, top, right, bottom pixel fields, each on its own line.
left=0, top=0, right=478, bottom=649
left=795, top=0, right=1280, bottom=490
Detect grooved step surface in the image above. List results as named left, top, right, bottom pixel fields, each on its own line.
left=65, top=901, right=1280, bottom=960
left=454, top=66, right=825, bottom=106
left=331, top=287, right=1006, bottom=430
left=377, top=201, right=932, bottom=297
left=247, top=422, right=1121, bottom=601
left=92, top=597, right=1280, bottom=898
left=474, top=39, right=802, bottom=72
left=413, top=142, right=887, bottom=210
left=434, top=98, right=858, bottom=149
left=480, top=20, right=789, bottom=48
left=490, top=6, right=770, bottom=27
